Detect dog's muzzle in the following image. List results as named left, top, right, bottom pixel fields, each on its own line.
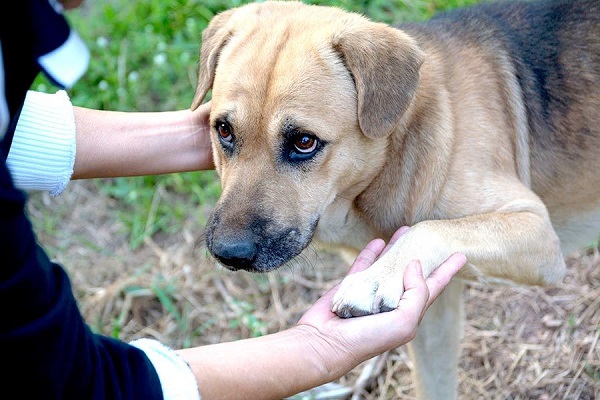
left=205, top=210, right=317, bottom=273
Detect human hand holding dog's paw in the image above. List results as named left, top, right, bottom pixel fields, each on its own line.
left=331, top=226, right=410, bottom=317
left=331, top=225, right=416, bottom=318
left=331, top=226, right=465, bottom=318
left=177, top=227, right=465, bottom=399
left=295, top=229, right=465, bottom=374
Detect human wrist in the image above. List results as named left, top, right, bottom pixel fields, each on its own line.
left=187, top=103, right=214, bottom=170
left=177, top=326, right=346, bottom=400
left=290, top=324, right=361, bottom=382
left=130, top=338, right=200, bottom=400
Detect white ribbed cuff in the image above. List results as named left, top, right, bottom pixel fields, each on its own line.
left=6, top=90, right=76, bottom=196
left=130, top=338, right=201, bottom=400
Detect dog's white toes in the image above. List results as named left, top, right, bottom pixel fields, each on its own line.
left=332, top=271, right=403, bottom=318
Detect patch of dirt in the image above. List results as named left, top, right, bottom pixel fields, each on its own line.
left=28, top=180, right=599, bottom=399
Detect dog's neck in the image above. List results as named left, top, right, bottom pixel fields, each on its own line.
left=353, top=48, right=454, bottom=239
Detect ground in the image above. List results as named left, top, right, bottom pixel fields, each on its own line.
left=29, top=179, right=599, bottom=399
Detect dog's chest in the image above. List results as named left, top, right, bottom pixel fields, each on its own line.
left=315, top=200, right=379, bottom=251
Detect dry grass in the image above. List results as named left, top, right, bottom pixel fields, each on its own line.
left=29, top=180, right=599, bottom=399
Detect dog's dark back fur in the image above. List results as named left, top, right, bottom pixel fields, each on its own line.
left=401, top=0, right=600, bottom=207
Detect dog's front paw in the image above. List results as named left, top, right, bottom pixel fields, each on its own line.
left=331, top=267, right=403, bottom=318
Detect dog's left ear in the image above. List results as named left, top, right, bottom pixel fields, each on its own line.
left=190, top=9, right=236, bottom=110
left=332, top=20, right=424, bottom=139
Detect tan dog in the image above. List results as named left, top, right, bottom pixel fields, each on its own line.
left=191, top=0, right=600, bottom=398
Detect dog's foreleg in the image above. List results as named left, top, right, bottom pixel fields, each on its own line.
left=407, top=279, right=464, bottom=400
left=332, top=202, right=566, bottom=318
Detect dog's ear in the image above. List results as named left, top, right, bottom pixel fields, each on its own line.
left=190, top=10, right=235, bottom=110
left=332, top=20, right=424, bottom=139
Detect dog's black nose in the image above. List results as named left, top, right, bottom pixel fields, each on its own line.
left=211, top=239, right=258, bottom=271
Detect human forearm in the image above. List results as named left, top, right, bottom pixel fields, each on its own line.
left=176, top=325, right=353, bottom=400
left=7, top=91, right=213, bottom=194
left=72, top=103, right=213, bottom=179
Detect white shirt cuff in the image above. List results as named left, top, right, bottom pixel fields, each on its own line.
left=6, top=90, right=76, bottom=196
left=130, top=338, right=201, bottom=400
left=38, top=30, right=90, bottom=89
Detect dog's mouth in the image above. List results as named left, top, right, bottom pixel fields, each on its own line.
left=205, top=210, right=318, bottom=273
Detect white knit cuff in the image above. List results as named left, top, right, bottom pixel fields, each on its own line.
left=130, top=338, right=201, bottom=400
left=6, top=90, right=76, bottom=196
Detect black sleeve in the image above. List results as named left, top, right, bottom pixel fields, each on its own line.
left=0, top=160, right=164, bottom=400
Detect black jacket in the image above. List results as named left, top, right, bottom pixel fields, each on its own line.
left=0, top=1, right=163, bottom=398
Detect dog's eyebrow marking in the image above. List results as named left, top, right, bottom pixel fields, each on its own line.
left=280, top=117, right=322, bottom=138
left=281, top=118, right=304, bottom=138
left=215, top=111, right=234, bottom=124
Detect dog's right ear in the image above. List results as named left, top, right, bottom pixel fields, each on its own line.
left=190, top=10, right=235, bottom=111
left=332, top=19, right=424, bottom=139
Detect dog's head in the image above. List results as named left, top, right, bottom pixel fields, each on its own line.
left=192, top=1, right=423, bottom=272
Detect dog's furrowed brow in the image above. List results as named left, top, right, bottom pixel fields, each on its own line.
left=281, top=118, right=315, bottom=139
left=214, top=111, right=234, bottom=127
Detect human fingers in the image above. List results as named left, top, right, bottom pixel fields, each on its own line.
left=424, top=253, right=466, bottom=309
left=197, top=100, right=211, bottom=117
left=300, top=230, right=411, bottom=327
left=302, top=230, right=409, bottom=324
left=355, top=254, right=466, bottom=333
left=397, top=260, right=429, bottom=314
left=347, top=225, right=411, bottom=275
left=302, top=255, right=466, bottom=359
left=350, top=260, right=429, bottom=348
left=193, top=101, right=211, bottom=131
left=298, top=239, right=386, bottom=325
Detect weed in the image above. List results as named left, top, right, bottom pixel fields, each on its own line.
left=228, top=299, right=269, bottom=338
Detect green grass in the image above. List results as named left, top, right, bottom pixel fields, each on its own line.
left=33, top=0, right=478, bottom=249
left=95, top=171, right=221, bottom=249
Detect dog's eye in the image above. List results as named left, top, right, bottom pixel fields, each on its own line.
left=293, top=134, right=318, bottom=154
left=286, top=132, right=323, bottom=163
left=216, top=120, right=234, bottom=144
